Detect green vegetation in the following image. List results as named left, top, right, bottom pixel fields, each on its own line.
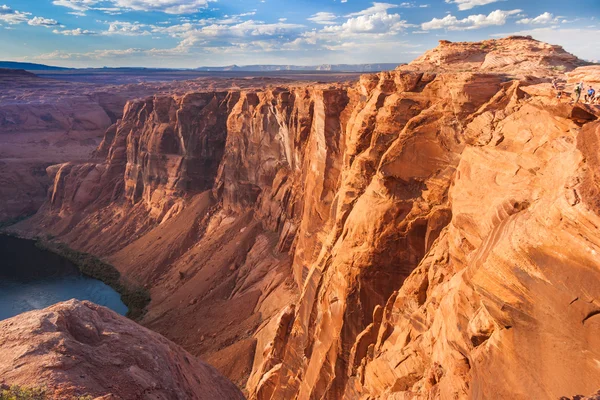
left=0, top=385, right=93, bottom=400
left=35, top=241, right=151, bottom=320
left=0, top=385, right=47, bottom=400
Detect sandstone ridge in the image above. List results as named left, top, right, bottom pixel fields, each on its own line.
left=0, top=300, right=245, bottom=400
left=402, top=36, right=589, bottom=76
left=10, top=37, right=600, bottom=399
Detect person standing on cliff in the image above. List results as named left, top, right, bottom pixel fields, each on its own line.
left=574, top=82, right=583, bottom=103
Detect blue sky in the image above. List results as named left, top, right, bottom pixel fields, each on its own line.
left=0, top=0, right=598, bottom=68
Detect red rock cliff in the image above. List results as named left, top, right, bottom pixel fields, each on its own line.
left=12, top=37, right=600, bottom=399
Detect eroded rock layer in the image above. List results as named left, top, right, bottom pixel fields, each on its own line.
left=11, top=36, right=600, bottom=399
left=0, top=300, right=245, bottom=400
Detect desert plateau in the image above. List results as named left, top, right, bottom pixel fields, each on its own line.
left=0, top=0, right=599, bottom=399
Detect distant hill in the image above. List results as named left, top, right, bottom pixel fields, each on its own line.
left=0, top=61, right=400, bottom=73
left=195, top=64, right=400, bottom=72
left=0, top=61, right=69, bottom=71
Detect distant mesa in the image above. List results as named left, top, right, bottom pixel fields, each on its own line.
left=0, top=61, right=69, bottom=71
left=0, top=60, right=401, bottom=73
left=194, top=63, right=401, bottom=72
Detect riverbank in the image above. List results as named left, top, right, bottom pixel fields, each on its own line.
left=0, top=231, right=150, bottom=320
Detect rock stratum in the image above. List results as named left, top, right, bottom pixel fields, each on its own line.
left=9, top=36, right=600, bottom=399
left=0, top=68, right=348, bottom=223
left=0, top=300, right=245, bottom=400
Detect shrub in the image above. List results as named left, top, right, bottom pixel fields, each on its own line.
left=0, top=385, right=94, bottom=400
left=0, top=385, right=47, bottom=400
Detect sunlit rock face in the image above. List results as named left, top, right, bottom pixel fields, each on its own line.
left=11, top=37, right=600, bottom=399
left=0, top=300, right=245, bottom=400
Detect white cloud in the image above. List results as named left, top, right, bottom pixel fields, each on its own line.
left=0, top=5, right=60, bottom=27
left=113, top=0, right=213, bottom=14
left=0, top=5, right=31, bottom=25
left=105, top=20, right=151, bottom=35
left=33, top=48, right=145, bottom=61
left=444, top=0, right=505, bottom=11
left=421, top=9, right=521, bottom=30
left=52, top=0, right=99, bottom=12
left=52, top=0, right=214, bottom=14
left=346, top=2, right=398, bottom=17
left=308, top=12, right=338, bottom=25
left=399, top=2, right=430, bottom=8
left=53, top=27, right=97, bottom=35
left=517, top=12, right=559, bottom=25
left=324, top=11, right=411, bottom=35
left=29, top=0, right=426, bottom=66
left=28, top=16, right=61, bottom=27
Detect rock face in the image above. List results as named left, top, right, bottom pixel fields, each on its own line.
left=404, top=36, right=589, bottom=76
left=0, top=300, right=245, bottom=400
left=11, top=37, right=600, bottom=399
left=0, top=69, right=338, bottom=224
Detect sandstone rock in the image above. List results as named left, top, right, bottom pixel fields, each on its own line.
left=403, top=36, right=589, bottom=77
left=0, top=300, right=245, bottom=400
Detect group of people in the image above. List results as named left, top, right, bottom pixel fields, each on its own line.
left=552, top=78, right=599, bottom=104
left=569, top=80, right=598, bottom=104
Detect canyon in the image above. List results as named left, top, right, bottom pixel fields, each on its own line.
left=2, top=36, right=600, bottom=399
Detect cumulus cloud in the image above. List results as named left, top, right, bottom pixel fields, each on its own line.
left=113, top=0, right=212, bottom=14
left=285, top=3, right=418, bottom=58
left=308, top=12, right=338, bottom=25
left=399, top=2, right=430, bottom=8
left=421, top=9, right=521, bottom=30
left=0, top=5, right=61, bottom=27
left=52, top=0, right=214, bottom=14
left=30, top=0, right=423, bottom=66
left=444, top=0, right=505, bottom=11
left=346, top=2, right=398, bottom=17
left=105, top=20, right=151, bottom=35
left=53, top=27, right=97, bottom=35
left=517, top=12, right=559, bottom=25
left=28, top=16, right=61, bottom=27
left=0, top=5, right=31, bottom=25
left=52, top=0, right=99, bottom=12
left=323, top=11, right=410, bottom=35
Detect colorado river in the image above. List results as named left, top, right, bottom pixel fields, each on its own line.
left=0, top=234, right=127, bottom=321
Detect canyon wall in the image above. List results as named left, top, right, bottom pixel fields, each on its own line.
left=12, top=37, right=600, bottom=399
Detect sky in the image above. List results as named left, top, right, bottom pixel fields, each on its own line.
left=0, top=0, right=598, bottom=68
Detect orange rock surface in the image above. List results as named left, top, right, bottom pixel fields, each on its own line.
left=0, top=300, right=245, bottom=400
left=9, top=36, right=600, bottom=399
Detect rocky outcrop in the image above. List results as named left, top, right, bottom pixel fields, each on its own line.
left=404, top=36, right=588, bottom=76
left=10, top=37, right=600, bottom=399
left=0, top=300, right=245, bottom=400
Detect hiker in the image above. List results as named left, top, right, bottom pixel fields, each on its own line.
left=574, top=82, right=583, bottom=103
left=585, top=86, right=596, bottom=103
left=552, top=78, right=559, bottom=90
